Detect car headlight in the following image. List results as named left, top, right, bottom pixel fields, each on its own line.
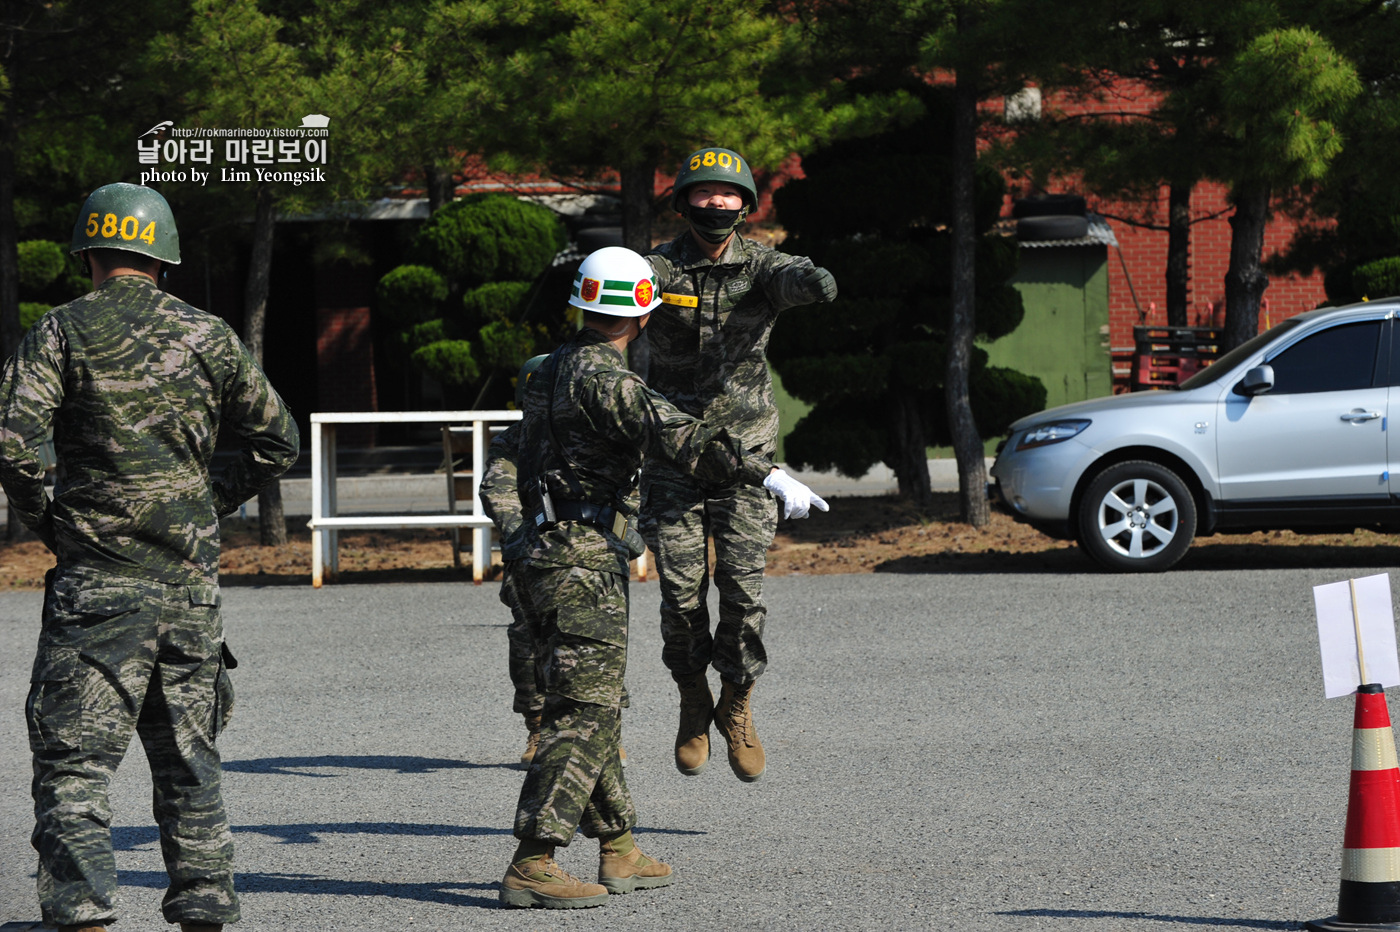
left=1016, top=419, right=1091, bottom=451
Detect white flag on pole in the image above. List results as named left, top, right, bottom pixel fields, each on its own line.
left=1314, top=573, right=1400, bottom=699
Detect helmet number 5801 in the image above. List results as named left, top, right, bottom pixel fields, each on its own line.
left=688, top=151, right=742, bottom=174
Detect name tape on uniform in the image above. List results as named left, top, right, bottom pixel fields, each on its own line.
left=662, top=293, right=698, bottom=308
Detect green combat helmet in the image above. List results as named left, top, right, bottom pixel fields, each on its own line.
left=515, top=354, right=549, bottom=410
left=671, top=147, right=758, bottom=244
left=71, top=183, right=181, bottom=265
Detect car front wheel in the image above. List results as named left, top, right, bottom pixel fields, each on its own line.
left=1076, top=460, right=1197, bottom=572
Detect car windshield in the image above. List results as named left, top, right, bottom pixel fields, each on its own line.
left=1176, top=319, right=1304, bottom=390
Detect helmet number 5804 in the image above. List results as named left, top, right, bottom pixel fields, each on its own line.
left=85, top=212, right=157, bottom=244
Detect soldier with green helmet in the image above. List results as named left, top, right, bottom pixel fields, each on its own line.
left=487, top=246, right=820, bottom=909
left=0, top=183, right=300, bottom=931
left=643, top=146, right=837, bottom=784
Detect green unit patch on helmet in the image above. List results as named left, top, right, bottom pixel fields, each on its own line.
left=72, top=182, right=181, bottom=265
left=671, top=147, right=758, bottom=212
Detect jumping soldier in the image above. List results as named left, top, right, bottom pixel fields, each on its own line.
left=643, top=146, right=837, bottom=783
left=0, top=183, right=300, bottom=931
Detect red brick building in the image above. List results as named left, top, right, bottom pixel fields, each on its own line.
left=997, top=80, right=1330, bottom=369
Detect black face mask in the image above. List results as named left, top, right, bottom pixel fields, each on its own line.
left=687, top=205, right=747, bottom=244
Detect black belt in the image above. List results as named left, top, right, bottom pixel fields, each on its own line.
left=553, top=501, right=628, bottom=538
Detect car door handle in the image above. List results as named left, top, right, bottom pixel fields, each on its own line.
left=1341, top=410, right=1383, bottom=422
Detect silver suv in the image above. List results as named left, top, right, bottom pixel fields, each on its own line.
left=990, top=301, right=1399, bottom=571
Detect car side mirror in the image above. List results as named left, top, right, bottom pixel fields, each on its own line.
left=1237, top=365, right=1275, bottom=396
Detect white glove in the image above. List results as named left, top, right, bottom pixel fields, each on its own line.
left=763, top=469, right=829, bottom=520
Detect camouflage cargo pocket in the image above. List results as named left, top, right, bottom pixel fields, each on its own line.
left=26, top=647, right=85, bottom=752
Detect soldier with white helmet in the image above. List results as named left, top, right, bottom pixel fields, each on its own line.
left=490, top=246, right=820, bottom=909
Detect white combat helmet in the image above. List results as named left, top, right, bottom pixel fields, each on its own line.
left=568, top=246, right=661, bottom=317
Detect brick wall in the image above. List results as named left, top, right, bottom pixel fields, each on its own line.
left=1102, top=181, right=1328, bottom=351
left=315, top=263, right=378, bottom=447
left=1004, top=79, right=1331, bottom=353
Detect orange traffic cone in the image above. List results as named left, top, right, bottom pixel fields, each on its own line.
left=1308, top=684, right=1400, bottom=931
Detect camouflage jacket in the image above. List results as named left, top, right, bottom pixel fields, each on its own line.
left=0, top=275, right=300, bottom=585
left=645, top=232, right=828, bottom=458
left=479, top=422, right=528, bottom=562
left=493, top=327, right=771, bottom=573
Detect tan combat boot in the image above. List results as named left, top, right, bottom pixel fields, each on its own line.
left=519, top=713, right=542, bottom=768
left=500, top=852, right=610, bottom=909
left=715, top=678, right=765, bottom=782
left=58, top=926, right=106, bottom=932
left=673, top=673, right=714, bottom=775
left=598, top=832, right=674, bottom=894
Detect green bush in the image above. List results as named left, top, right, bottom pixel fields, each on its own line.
left=777, top=353, right=890, bottom=406
left=412, top=194, right=566, bottom=287
left=412, top=340, right=480, bottom=386
left=20, top=302, right=49, bottom=331
left=463, top=281, right=532, bottom=325
left=18, top=241, right=66, bottom=292
left=782, top=400, right=888, bottom=477
left=376, top=265, right=448, bottom=326
left=476, top=320, right=538, bottom=370
left=1353, top=257, right=1400, bottom=300
left=401, top=318, right=462, bottom=355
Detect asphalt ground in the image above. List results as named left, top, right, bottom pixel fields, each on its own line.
left=0, top=567, right=1384, bottom=930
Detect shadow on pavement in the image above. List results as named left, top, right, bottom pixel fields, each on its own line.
left=117, top=869, right=500, bottom=908
left=222, top=755, right=512, bottom=776
left=219, top=567, right=483, bottom=588
left=998, top=908, right=1298, bottom=929
left=114, top=822, right=511, bottom=850
left=874, top=542, right=1400, bottom=575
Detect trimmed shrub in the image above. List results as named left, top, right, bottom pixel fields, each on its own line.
left=462, top=280, right=532, bottom=325
left=476, top=320, right=538, bottom=370
left=376, top=265, right=448, bottom=326
left=20, top=303, right=49, bottom=331
left=412, top=194, right=566, bottom=287
left=411, top=340, right=480, bottom=386
left=1353, top=257, right=1400, bottom=300
left=18, top=241, right=66, bottom=292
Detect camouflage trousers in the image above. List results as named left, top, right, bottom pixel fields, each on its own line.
left=500, top=564, right=545, bottom=716
left=27, top=565, right=238, bottom=927
left=640, top=469, right=778, bottom=684
left=501, top=562, right=629, bottom=717
left=510, top=563, right=634, bottom=844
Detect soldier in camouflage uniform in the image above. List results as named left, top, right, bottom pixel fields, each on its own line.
left=478, top=356, right=548, bottom=766
left=479, top=356, right=634, bottom=770
left=642, top=146, right=837, bottom=783
left=0, top=184, right=300, bottom=932
left=491, top=247, right=820, bottom=909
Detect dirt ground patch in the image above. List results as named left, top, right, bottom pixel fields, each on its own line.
left=0, top=493, right=1395, bottom=590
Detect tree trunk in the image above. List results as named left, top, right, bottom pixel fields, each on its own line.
left=619, top=162, right=655, bottom=252
left=1166, top=181, right=1191, bottom=328
left=947, top=37, right=989, bottom=527
left=889, top=390, right=932, bottom=505
left=619, top=161, right=655, bottom=380
left=244, top=184, right=288, bottom=546
left=425, top=163, right=454, bottom=214
left=1222, top=183, right=1271, bottom=352
left=1, top=114, right=31, bottom=542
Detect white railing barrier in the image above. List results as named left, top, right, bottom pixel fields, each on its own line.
left=308, top=410, right=520, bottom=587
